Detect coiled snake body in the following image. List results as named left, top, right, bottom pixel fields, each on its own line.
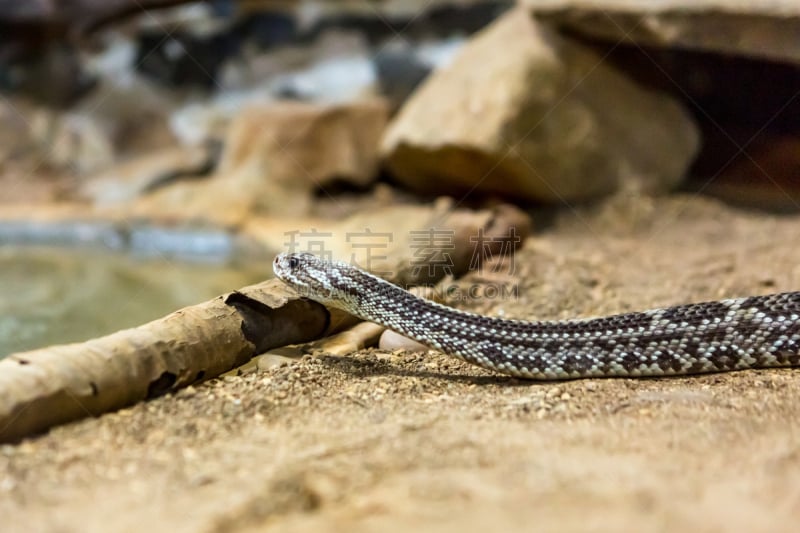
left=273, top=253, right=800, bottom=380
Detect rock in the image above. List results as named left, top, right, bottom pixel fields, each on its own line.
left=134, top=99, right=389, bottom=224
left=217, top=98, right=388, bottom=208
left=314, top=322, right=386, bottom=355
left=29, top=73, right=181, bottom=175
left=169, top=101, right=236, bottom=147
left=36, top=111, right=116, bottom=175
left=218, top=99, right=386, bottom=183
left=80, top=144, right=216, bottom=206
left=379, top=329, right=429, bottom=353
left=528, top=0, right=800, bottom=65
left=0, top=97, right=68, bottom=204
left=255, top=352, right=302, bottom=372
left=381, top=7, right=699, bottom=204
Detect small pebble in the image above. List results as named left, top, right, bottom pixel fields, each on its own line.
left=255, top=354, right=297, bottom=371
left=379, top=330, right=428, bottom=352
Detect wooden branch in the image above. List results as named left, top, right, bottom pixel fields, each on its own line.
left=0, top=279, right=330, bottom=443
left=0, top=201, right=531, bottom=442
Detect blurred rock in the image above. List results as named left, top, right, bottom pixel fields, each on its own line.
left=529, top=0, right=800, bottom=65
left=254, top=352, right=299, bottom=372
left=135, top=99, right=389, bottom=224
left=218, top=97, right=387, bottom=199
left=39, top=111, right=115, bottom=175
left=379, top=329, right=429, bottom=353
left=170, top=100, right=236, bottom=147
left=80, top=144, right=217, bottom=206
left=0, top=95, right=88, bottom=203
left=0, top=97, right=35, bottom=164
left=28, top=74, right=179, bottom=174
left=381, top=8, right=699, bottom=204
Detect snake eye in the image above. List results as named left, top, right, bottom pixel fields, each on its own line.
left=288, top=256, right=299, bottom=269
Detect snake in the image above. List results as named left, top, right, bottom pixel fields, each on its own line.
left=273, top=252, right=800, bottom=380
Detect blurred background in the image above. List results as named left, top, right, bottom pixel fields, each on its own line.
left=1, top=0, right=799, bottom=355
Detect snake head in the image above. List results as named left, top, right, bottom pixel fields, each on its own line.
left=273, top=252, right=362, bottom=312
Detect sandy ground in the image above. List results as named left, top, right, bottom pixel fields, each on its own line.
left=3, top=193, right=800, bottom=533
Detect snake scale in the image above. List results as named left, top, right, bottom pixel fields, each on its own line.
left=273, top=252, right=800, bottom=380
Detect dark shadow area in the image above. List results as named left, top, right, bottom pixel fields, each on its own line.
left=561, top=33, right=800, bottom=212
left=315, top=353, right=556, bottom=387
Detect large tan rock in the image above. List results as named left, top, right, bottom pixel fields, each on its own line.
left=380, top=7, right=699, bottom=203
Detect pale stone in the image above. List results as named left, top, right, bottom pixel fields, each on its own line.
left=379, top=329, right=429, bottom=353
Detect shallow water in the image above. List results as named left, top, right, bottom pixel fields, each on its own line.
left=0, top=247, right=269, bottom=358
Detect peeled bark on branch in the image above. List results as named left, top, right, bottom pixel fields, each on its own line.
left=0, top=279, right=333, bottom=443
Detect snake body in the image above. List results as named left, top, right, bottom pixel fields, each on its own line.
left=273, top=252, right=800, bottom=380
